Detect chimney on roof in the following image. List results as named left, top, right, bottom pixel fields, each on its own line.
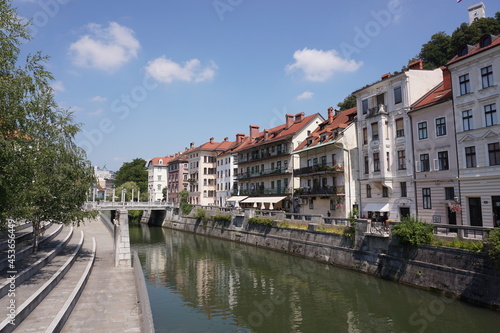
left=408, top=59, right=424, bottom=70
left=285, top=114, right=294, bottom=129
left=224, top=137, right=228, bottom=142
left=381, top=72, right=391, bottom=80
left=441, top=66, right=452, bottom=90
left=209, top=137, right=214, bottom=144
left=236, top=133, right=245, bottom=143
left=190, top=142, right=194, bottom=149
left=295, top=112, right=305, bottom=122
left=327, top=107, right=334, bottom=124
left=263, top=129, right=269, bottom=141
left=250, top=125, right=259, bottom=140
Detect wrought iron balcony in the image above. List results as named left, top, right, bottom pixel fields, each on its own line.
left=235, top=168, right=292, bottom=180
left=293, top=163, right=344, bottom=176
left=294, top=185, right=345, bottom=196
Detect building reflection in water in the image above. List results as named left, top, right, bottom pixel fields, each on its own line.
left=130, top=224, right=500, bottom=333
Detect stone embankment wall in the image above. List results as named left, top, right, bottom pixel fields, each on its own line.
left=160, top=208, right=500, bottom=310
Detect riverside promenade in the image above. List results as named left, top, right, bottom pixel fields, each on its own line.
left=60, top=218, right=141, bottom=333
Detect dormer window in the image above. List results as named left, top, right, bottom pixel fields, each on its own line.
left=457, top=45, right=471, bottom=57
left=320, top=134, right=326, bottom=142
left=479, top=34, right=492, bottom=48
left=159, top=159, right=163, bottom=165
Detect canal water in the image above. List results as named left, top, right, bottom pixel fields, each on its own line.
left=129, top=223, right=500, bottom=333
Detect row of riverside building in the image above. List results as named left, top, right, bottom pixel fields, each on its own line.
left=146, top=34, right=500, bottom=228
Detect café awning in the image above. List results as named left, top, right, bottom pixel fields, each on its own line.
left=240, top=196, right=287, bottom=209
left=363, top=203, right=389, bottom=212
left=226, top=196, right=248, bottom=208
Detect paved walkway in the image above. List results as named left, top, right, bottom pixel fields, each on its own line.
left=60, top=218, right=142, bottom=333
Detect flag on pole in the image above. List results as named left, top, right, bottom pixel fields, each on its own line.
left=457, top=0, right=463, bottom=3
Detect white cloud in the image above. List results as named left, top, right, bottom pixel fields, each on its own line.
left=88, top=108, right=104, bottom=117
left=90, top=95, right=107, bottom=103
left=51, top=80, right=65, bottom=92
left=69, top=22, right=140, bottom=72
left=286, top=48, right=362, bottom=82
left=296, top=91, right=314, bottom=100
left=145, top=56, right=217, bottom=84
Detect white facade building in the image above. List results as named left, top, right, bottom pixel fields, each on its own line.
left=447, top=34, right=500, bottom=227
left=147, top=157, right=170, bottom=202
left=353, top=61, right=442, bottom=221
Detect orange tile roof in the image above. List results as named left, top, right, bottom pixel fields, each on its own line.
left=232, top=113, right=323, bottom=153
left=148, top=156, right=173, bottom=166
left=447, top=34, right=500, bottom=65
left=294, top=107, right=357, bottom=151
left=410, top=81, right=452, bottom=111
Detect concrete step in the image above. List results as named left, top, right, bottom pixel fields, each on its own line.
left=14, top=236, right=96, bottom=332
left=0, top=224, right=64, bottom=273
left=0, top=226, right=72, bottom=298
left=0, top=230, right=83, bottom=331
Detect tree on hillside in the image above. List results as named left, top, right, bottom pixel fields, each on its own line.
left=417, top=13, right=500, bottom=69
left=418, top=32, right=453, bottom=69
left=337, top=94, right=356, bottom=111
left=114, top=158, right=148, bottom=193
left=0, top=0, right=96, bottom=251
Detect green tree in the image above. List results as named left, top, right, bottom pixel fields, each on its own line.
left=115, top=181, right=141, bottom=202
left=416, top=13, right=500, bottom=69
left=114, top=158, right=148, bottom=193
left=418, top=32, right=452, bottom=69
left=0, top=0, right=96, bottom=251
left=337, top=94, right=356, bottom=111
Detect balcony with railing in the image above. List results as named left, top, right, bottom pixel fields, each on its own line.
left=294, top=185, right=345, bottom=196
left=235, top=167, right=292, bottom=180
left=238, top=147, right=291, bottom=164
left=294, top=162, right=344, bottom=176
left=365, top=104, right=387, bottom=118
left=238, top=187, right=292, bottom=196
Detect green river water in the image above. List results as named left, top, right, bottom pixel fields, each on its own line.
left=129, top=223, right=500, bottom=333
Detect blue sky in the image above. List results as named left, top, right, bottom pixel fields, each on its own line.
left=13, top=0, right=500, bottom=171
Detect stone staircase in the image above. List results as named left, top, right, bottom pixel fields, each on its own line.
left=0, top=223, right=96, bottom=332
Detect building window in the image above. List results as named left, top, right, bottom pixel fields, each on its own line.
left=397, top=150, right=406, bottom=170
left=386, top=152, right=390, bottom=171
left=382, top=186, right=389, bottom=197
left=418, top=122, right=428, bottom=139
left=485, top=104, right=497, bottom=127
left=364, top=156, right=369, bottom=174
left=371, top=122, right=379, bottom=140
left=309, top=199, right=314, bottom=209
left=400, top=182, right=407, bottom=197
left=330, top=199, right=336, bottom=210
left=420, top=154, right=430, bottom=172
left=465, top=146, right=477, bottom=168
left=395, top=118, right=404, bottom=137
left=438, top=151, right=449, bottom=170
left=422, top=188, right=432, bottom=209
left=462, top=110, right=473, bottom=131
left=459, top=73, right=471, bottom=95
left=488, top=142, right=500, bottom=166
left=435, top=117, right=446, bottom=136
left=445, top=187, right=455, bottom=200
left=363, top=127, right=368, bottom=144
left=394, top=86, right=402, bottom=104
left=362, top=99, right=368, bottom=114
left=481, top=65, right=493, bottom=89
left=373, top=153, right=380, bottom=172
left=367, top=184, right=372, bottom=198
